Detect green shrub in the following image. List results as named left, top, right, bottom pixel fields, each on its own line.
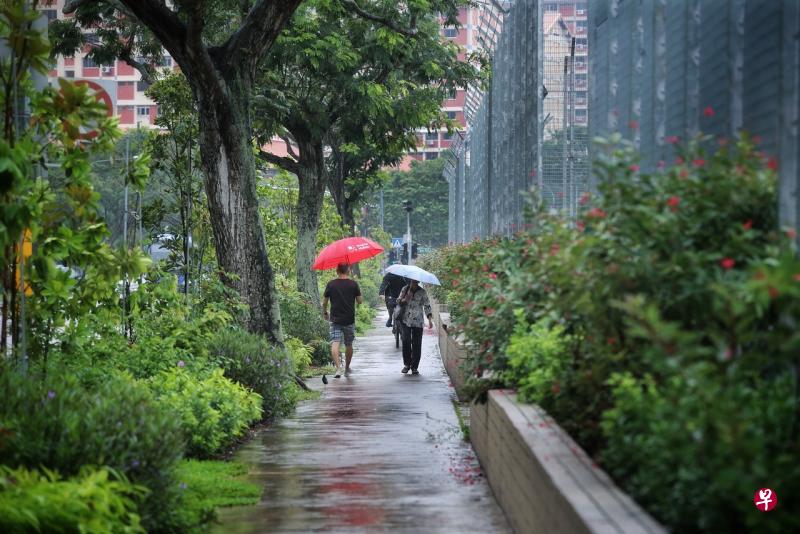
left=148, top=368, right=262, bottom=458
left=431, top=135, right=800, bottom=531
left=279, top=288, right=328, bottom=343
left=502, top=311, right=573, bottom=405
left=206, top=328, right=297, bottom=420
left=0, top=368, right=184, bottom=531
left=355, top=302, right=376, bottom=334
left=285, top=337, right=312, bottom=376
left=0, top=465, right=146, bottom=534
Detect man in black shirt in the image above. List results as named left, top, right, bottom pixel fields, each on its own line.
left=378, top=272, right=407, bottom=327
left=322, top=263, right=363, bottom=378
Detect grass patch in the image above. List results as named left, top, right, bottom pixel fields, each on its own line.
left=304, top=364, right=335, bottom=379
left=451, top=399, right=470, bottom=441
left=296, top=388, right=322, bottom=402
left=174, top=459, right=262, bottom=529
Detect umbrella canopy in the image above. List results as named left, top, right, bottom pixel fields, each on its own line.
left=385, top=264, right=441, bottom=286
left=312, top=237, right=385, bottom=270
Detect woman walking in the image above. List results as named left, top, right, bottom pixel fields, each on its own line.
left=396, top=279, right=433, bottom=375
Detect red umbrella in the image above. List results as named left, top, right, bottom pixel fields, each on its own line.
left=312, top=237, right=385, bottom=270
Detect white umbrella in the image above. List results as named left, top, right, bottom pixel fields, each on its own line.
left=386, top=264, right=441, bottom=286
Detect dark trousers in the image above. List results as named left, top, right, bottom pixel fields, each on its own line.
left=400, top=323, right=423, bottom=370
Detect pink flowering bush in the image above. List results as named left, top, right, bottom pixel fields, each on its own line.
left=420, top=134, right=800, bottom=531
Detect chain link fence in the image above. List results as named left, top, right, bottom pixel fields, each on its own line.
left=445, top=0, right=590, bottom=243
left=446, top=0, right=800, bottom=243
left=589, top=0, right=800, bottom=233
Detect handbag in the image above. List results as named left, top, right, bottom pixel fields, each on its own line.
left=392, top=286, right=409, bottom=323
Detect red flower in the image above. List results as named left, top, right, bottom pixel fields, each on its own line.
left=484, top=307, right=496, bottom=316
left=579, top=192, right=591, bottom=205
left=787, top=228, right=798, bottom=240
left=576, top=220, right=585, bottom=232
left=629, top=120, right=639, bottom=129
left=718, top=137, right=729, bottom=147
left=629, top=164, right=640, bottom=172
left=768, top=286, right=780, bottom=300
left=452, top=279, right=460, bottom=287
left=607, top=337, right=617, bottom=346
left=482, top=264, right=489, bottom=272
left=488, top=272, right=497, bottom=279
left=743, top=220, right=753, bottom=230
left=679, top=169, right=689, bottom=179
left=464, top=300, right=473, bottom=308
left=720, top=257, right=736, bottom=270
left=483, top=283, right=492, bottom=289
left=767, top=157, right=779, bottom=171
left=586, top=207, right=607, bottom=219
left=692, top=158, right=705, bottom=167
left=550, top=244, right=561, bottom=256
left=675, top=156, right=684, bottom=165
left=794, top=273, right=800, bottom=282
left=753, top=135, right=762, bottom=145
left=667, top=196, right=681, bottom=210
left=657, top=160, right=666, bottom=169
left=666, top=135, right=680, bottom=144
left=703, top=106, right=715, bottom=117
left=453, top=268, right=461, bottom=274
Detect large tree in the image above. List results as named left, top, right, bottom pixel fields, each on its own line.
left=255, top=0, right=475, bottom=301
left=52, top=0, right=449, bottom=340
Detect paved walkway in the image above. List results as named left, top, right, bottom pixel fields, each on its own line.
left=214, top=310, right=510, bottom=533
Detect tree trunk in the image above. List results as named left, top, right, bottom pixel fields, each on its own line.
left=194, top=74, right=283, bottom=343
left=295, top=139, right=326, bottom=306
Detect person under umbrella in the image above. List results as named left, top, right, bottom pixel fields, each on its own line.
left=322, top=263, right=363, bottom=378
left=395, top=279, right=433, bottom=375
left=378, top=272, right=407, bottom=328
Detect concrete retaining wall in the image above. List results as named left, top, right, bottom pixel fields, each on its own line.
left=431, top=300, right=469, bottom=400
left=471, top=390, right=665, bottom=534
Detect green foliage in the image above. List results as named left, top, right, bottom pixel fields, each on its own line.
left=170, top=460, right=262, bottom=530
left=148, top=368, right=262, bottom=458
left=285, top=337, right=313, bottom=376
left=0, top=465, right=146, bottom=534
left=424, top=135, right=800, bottom=531
left=374, top=159, right=450, bottom=246
left=0, top=368, right=184, bottom=531
left=502, top=312, right=573, bottom=405
left=355, top=300, right=376, bottom=334
left=205, top=328, right=298, bottom=420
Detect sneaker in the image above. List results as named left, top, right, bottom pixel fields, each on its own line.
left=411, top=369, right=420, bottom=375
left=334, top=367, right=342, bottom=378
left=401, top=366, right=410, bottom=374
left=386, top=319, right=393, bottom=327
left=344, top=367, right=351, bottom=376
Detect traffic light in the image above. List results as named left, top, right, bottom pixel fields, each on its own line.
left=412, top=243, right=419, bottom=259
left=401, top=243, right=409, bottom=264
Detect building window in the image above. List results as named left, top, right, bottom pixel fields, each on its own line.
left=82, top=55, right=99, bottom=68
left=83, top=33, right=100, bottom=46
left=65, top=70, right=74, bottom=78
left=544, top=3, right=558, bottom=11
left=446, top=111, right=457, bottom=120
left=442, top=131, right=453, bottom=140
left=157, top=56, right=173, bottom=67
left=576, top=20, right=588, bottom=30
left=425, top=152, right=439, bottom=160
left=425, top=132, right=438, bottom=141
left=43, top=9, right=57, bottom=22
left=137, top=80, right=151, bottom=92
left=137, top=106, right=150, bottom=117
left=442, top=27, right=458, bottom=38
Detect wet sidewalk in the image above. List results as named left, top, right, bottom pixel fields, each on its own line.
left=214, top=310, right=511, bottom=533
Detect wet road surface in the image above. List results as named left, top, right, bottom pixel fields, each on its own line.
left=213, top=310, right=511, bottom=533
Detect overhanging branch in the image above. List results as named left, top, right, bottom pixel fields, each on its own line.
left=341, top=0, right=419, bottom=37
left=258, top=150, right=301, bottom=175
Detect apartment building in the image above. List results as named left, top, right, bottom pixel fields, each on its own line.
left=39, top=0, right=165, bottom=129
left=545, top=1, right=588, bottom=126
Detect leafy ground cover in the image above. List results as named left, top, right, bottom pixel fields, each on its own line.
left=420, top=134, right=800, bottom=532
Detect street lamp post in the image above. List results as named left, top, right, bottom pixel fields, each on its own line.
left=402, top=200, right=413, bottom=265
